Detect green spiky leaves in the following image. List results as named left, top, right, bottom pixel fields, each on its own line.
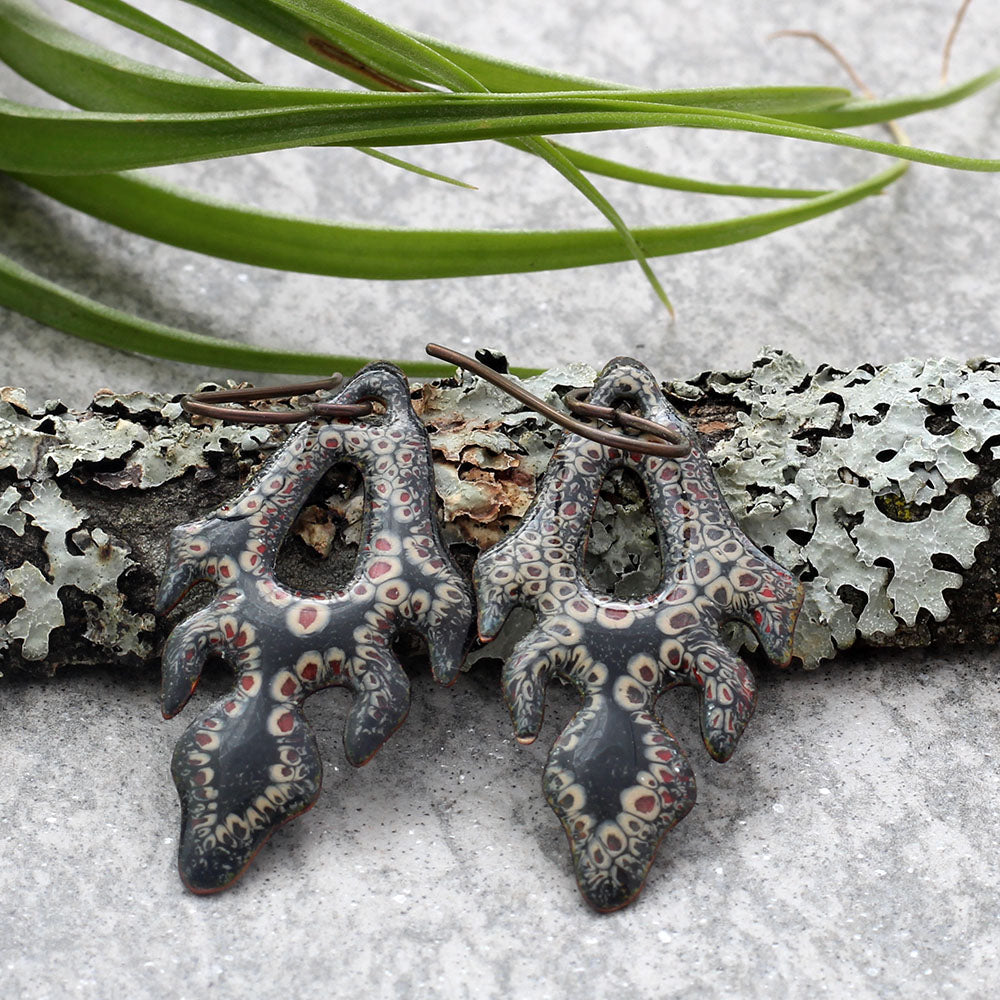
left=1, top=0, right=997, bottom=376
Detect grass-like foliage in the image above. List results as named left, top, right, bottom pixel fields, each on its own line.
left=1, top=0, right=997, bottom=376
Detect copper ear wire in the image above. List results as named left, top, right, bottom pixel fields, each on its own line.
left=562, top=387, right=690, bottom=457
left=181, top=376, right=373, bottom=425
left=181, top=348, right=691, bottom=457
left=425, top=344, right=690, bottom=459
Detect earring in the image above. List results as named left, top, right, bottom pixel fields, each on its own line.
left=460, top=353, right=803, bottom=912
left=155, top=363, right=473, bottom=893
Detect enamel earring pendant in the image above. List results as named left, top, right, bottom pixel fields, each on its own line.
left=156, top=363, right=473, bottom=892
left=474, top=357, right=803, bottom=911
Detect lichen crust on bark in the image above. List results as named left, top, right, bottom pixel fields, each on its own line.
left=0, top=350, right=996, bottom=675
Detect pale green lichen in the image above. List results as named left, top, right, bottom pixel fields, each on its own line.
left=0, top=383, right=274, bottom=664
left=2, top=480, right=153, bottom=660
left=0, top=356, right=995, bottom=670
left=426, top=353, right=997, bottom=668
left=675, top=351, right=997, bottom=666
left=0, top=485, right=25, bottom=536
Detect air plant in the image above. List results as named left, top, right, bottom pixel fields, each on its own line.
left=0, top=0, right=997, bottom=377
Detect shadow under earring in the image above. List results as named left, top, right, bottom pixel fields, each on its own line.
left=470, top=355, right=803, bottom=912
left=156, top=363, right=473, bottom=893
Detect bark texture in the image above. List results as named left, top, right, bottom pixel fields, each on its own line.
left=1, top=349, right=997, bottom=677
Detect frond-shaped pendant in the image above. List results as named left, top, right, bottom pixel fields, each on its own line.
left=156, top=363, right=473, bottom=892
left=474, top=357, right=803, bottom=911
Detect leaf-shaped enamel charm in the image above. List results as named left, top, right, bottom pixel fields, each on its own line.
left=474, top=357, right=803, bottom=911
left=156, top=363, right=473, bottom=893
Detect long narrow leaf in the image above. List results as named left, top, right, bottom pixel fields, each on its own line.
left=269, top=0, right=897, bottom=313
left=415, top=30, right=1000, bottom=129
left=521, top=135, right=673, bottom=312
left=13, top=0, right=989, bottom=179
left=0, top=0, right=851, bottom=196
left=187, top=0, right=619, bottom=92
left=185, top=0, right=1000, bottom=128
left=544, top=142, right=828, bottom=198
left=257, top=0, right=483, bottom=92
left=413, top=33, right=1000, bottom=129
left=0, top=0, right=851, bottom=309
left=0, top=249, right=502, bottom=377
left=1, top=160, right=902, bottom=377
left=6, top=0, right=669, bottom=306
left=12, top=158, right=905, bottom=279
left=355, top=146, right=475, bottom=187
left=408, top=32, right=623, bottom=94
left=173, top=0, right=831, bottom=306
left=181, top=0, right=439, bottom=90
left=0, top=0, right=399, bottom=111
left=3, top=96, right=998, bottom=176
left=8, top=0, right=658, bottom=307
left=778, top=65, right=1000, bottom=128
left=2, top=1, right=475, bottom=188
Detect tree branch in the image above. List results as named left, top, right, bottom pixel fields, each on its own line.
left=1, top=349, right=997, bottom=676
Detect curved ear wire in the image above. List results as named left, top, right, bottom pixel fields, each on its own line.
left=425, top=344, right=690, bottom=458
left=157, top=362, right=473, bottom=893
left=181, top=375, right=373, bottom=424
left=472, top=354, right=803, bottom=912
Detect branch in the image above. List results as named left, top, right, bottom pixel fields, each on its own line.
left=1, top=349, right=997, bottom=676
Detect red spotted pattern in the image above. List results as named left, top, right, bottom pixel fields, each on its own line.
left=474, top=357, right=802, bottom=912
left=157, top=363, right=472, bottom=895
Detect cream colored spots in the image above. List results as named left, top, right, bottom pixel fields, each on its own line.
left=620, top=784, right=662, bottom=821
left=595, top=820, right=629, bottom=857
left=555, top=782, right=587, bottom=817
left=285, top=602, right=330, bottom=636
left=613, top=675, right=647, bottom=710
left=266, top=706, right=297, bottom=737
left=627, top=653, right=657, bottom=686
left=239, top=550, right=263, bottom=573
left=369, top=533, right=401, bottom=556
left=318, top=429, right=342, bottom=450
left=269, top=670, right=301, bottom=701
left=365, top=556, right=402, bottom=584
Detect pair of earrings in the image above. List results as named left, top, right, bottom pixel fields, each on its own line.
left=156, top=345, right=803, bottom=912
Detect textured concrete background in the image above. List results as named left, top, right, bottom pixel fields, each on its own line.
left=2, top=1, right=999, bottom=997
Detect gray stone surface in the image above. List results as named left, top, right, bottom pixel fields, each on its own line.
left=2, top=0, right=1000, bottom=997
